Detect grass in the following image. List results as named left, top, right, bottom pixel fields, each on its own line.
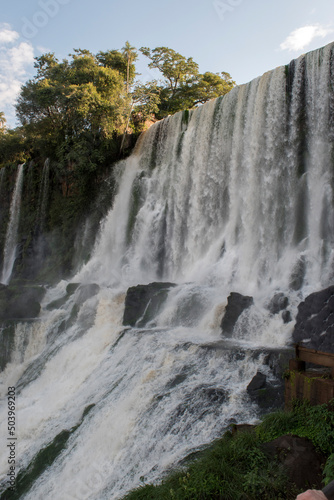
left=124, top=400, right=334, bottom=500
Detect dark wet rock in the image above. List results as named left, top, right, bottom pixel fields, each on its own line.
left=247, top=371, right=267, bottom=393
left=289, top=256, right=306, bottom=291
left=282, top=310, right=292, bottom=323
left=165, top=372, right=188, bottom=390
left=263, top=435, right=325, bottom=490
left=66, top=283, right=80, bottom=295
left=247, top=370, right=283, bottom=411
left=46, top=295, right=68, bottom=311
left=171, top=385, right=228, bottom=426
left=0, top=284, right=45, bottom=320
left=267, top=292, right=289, bottom=314
left=123, top=282, right=176, bottom=327
left=0, top=323, right=15, bottom=371
left=75, top=283, right=100, bottom=304
left=47, top=283, right=100, bottom=311
left=263, top=348, right=293, bottom=380
left=220, top=292, right=253, bottom=336
left=293, top=285, right=334, bottom=352
left=203, top=387, right=227, bottom=404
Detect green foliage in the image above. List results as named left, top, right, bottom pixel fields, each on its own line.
left=257, top=400, right=334, bottom=455
left=324, top=454, right=334, bottom=485
left=125, top=401, right=334, bottom=500
left=122, top=41, right=138, bottom=94
left=0, top=45, right=235, bottom=167
left=125, top=431, right=291, bottom=500
left=140, top=46, right=199, bottom=96
left=0, top=128, right=29, bottom=166
left=17, top=50, right=126, bottom=145
left=1, top=429, right=73, bottom=500
left=140, top=46, right=235, bottom=118
left=0, top=111, right=6, bottom=132
left=0, top=403, right=94, bottom=500
left=131, top=82, right=161, bottom=121
left=97, top=45, right=137, bottom=92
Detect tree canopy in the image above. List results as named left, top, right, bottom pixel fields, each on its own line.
left=0, top=44, right=235, bottom=168
left=139, top=46, right=235, bottom=118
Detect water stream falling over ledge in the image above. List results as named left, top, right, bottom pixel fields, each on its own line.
left=1, top=164, right=25, bottom=285
left=0, top=43, right=334, bottom=500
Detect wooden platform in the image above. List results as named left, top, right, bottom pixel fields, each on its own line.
left=285, top=345, right=334, bottom=408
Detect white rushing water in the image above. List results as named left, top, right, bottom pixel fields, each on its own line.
left=1, top=164, right=25, bottom=285
left=36, top=159, right=50, bottom=234
left=0, top=43, right=334, bottom=499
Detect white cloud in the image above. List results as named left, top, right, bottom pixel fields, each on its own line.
left=0, top=23, right=19, bottom=44
left=8, top=42, right=35, bottom=76
left=0, top=24, right=35, bottom=127
left=280, top=24, right=333, bottom=52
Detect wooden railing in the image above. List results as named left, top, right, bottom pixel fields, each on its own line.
left=285, top=345, right=334, bottom=407
left=289, top=345, right=334, bottom=377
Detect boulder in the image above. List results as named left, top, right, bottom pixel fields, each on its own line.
left=123, top=282, right=176, bottom=327
left=293, top=285, right=334, bottom=352
left=289, top=256, right=306, bottom=291
left=221, top=292, right=253, bottom=336
left=264, top=435, right=325, bottom=490
left=282, top=310, right=292, bottom=323
left=247, top=370, right=284, bottom=411
left=267, top=292, right=289, bottom=314
left=247, top=371, right=267, bottom=393
left=0, top=284, right=45, bottom=321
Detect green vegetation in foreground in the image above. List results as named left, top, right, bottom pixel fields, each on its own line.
left=0, top=405, right=95, bottom=500
left=124, top=400, right=334, bottom=500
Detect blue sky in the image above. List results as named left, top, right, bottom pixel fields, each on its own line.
left=1, top=0, right=334, bottom=127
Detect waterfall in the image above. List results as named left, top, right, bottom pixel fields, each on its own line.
left=78, top=42, right=334, bottom=297
left=0, top=43, right=334, bottom=500
left=35, top=159, right=50, bottom=234
left=0, top=164, right=25, bottom=285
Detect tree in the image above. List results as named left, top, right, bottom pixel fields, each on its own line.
left=140, top=46, right=199, bottom=98
left=131, top=81, right=160, bottom=119
left=16, top=50, right=126, bottom=163
left=178, top=71, right=235, bottom=107
left=121, top=41, right=138, bottom=94
left=140, top=46, right=235, bottom=118
left=97, top=48, right=136, bottom=89
left=0, top=112, right=6, bottom=133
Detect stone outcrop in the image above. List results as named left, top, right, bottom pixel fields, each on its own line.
left=264, top=435, right=325, bottom=490
left=293, top=285, right=334, bottom=352
left=246, top=370, right=281, bottom=411
left=123, top=282, right=176, bottom=327
left=267, top=292, right=289, bottom=315
left=0, top=283, right=45, bottom=321
left=220, top=292, right=253, bottom=336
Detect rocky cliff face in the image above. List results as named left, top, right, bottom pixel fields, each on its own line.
left=0, top=158, right=118, bottom=286
left=293, top=286, right=334, bottom=353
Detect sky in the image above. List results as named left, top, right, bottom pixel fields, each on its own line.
left=1, top=0, right=334, bottom=127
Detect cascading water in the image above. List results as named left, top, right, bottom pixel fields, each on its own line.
left=1, top=164, right=25, bottom=285
left=0, top=43, right=334, bottom=500
left=35, top=159, right=50, bottom=234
